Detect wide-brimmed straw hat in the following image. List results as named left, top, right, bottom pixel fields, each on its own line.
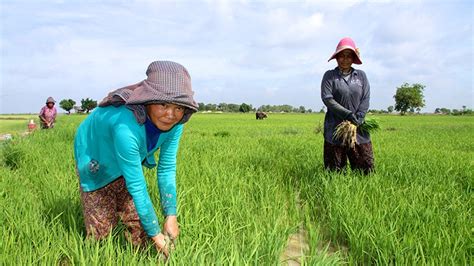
left=328, top=37, right=362, bottom=65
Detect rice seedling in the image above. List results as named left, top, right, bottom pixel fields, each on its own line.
left=0, top=113, right=472, bottom=264
left=1, top=137, right=26, bottom=169
left=333, top=118, right=381, bottom=148
left=333, top=121, right=357, bottom=148
left=359, top=117, right=381, bottom=134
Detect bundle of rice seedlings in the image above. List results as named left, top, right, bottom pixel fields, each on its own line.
left=359, top=118, right=380, bottom=134
left=333, top=121, right=357, bottom=148
left=333, top=118, right=380, bottom=148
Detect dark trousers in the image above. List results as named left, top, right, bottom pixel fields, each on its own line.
left=324, top=141, right=374, bottom=175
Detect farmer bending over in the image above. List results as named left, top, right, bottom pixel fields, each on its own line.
left=74, top=61, right=198, bottom=258
left=39, top=97, right=57, bottom=129
left=321, top=37, right=374, bottom=174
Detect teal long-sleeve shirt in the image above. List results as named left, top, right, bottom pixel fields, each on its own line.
left=74, top=105, right=183, bottom=237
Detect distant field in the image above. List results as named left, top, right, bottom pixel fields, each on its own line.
left=0, top=113, right=472, bottom=264
left=0, top=114, right=39, bottom=135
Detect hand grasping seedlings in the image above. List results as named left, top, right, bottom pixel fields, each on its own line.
left=333, top=118, right=380, bottom=148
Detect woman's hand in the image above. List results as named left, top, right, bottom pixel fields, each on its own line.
left=151, top=233, right=169, bottom=259
left=163, top=215, right=179, bottom=240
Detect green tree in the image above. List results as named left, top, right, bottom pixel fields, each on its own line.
left=198, top=102, right=205, bottom=111
left=217, top=103, right=228, bottom=112
left=440, top=108, right=451, bottom=115
left=239, top=103, right=251, bottom=113
left=279, top=105, right=293, bottom=113
left=81, top=98, right=98, bottom=113
left=205, top=103, right=217, bottom=111
left=59, top=99, right=76, bottom=114
left=387, top=106, right=394, bottom=113
left=394, top=83, right=425, bottom=115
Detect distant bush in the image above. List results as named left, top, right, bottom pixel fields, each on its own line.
left=435, top=106, right=473, bottom=115
left=197, top=102, right=315, bottom=113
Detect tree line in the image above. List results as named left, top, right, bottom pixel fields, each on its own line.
left=59, top=98, right=97, bottom=114
left=434, top=106, right=472, bottom=115
left=57, top=83, right=471, bottom=115
left=197, top=103, right=315, bottom=113
left=59, top=100, right=316, bottom=114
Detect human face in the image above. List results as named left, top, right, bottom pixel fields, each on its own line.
left=47, top=102, right=55, bottom=108
left=336, top=49, right=354, bottom=72
left=146, top=103, right=185, bottom=131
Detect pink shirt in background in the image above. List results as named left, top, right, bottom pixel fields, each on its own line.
left=39, top=106, right=57, bottom=122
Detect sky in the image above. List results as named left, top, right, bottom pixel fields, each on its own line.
left=0, top=0, right=473, bottom=114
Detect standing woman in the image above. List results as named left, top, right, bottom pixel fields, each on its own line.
left=321, top=37, right=374, bottom=174
left=74, top=61, right=198, bottom=258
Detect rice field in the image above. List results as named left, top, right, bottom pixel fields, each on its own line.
left=0, top=114, right=39, bottom=136
left=0, top=113, right=472, bottom=264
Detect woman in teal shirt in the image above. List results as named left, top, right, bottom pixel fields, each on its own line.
left=74, top=61, right=198, bottom=258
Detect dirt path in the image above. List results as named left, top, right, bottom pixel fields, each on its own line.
left=280, top=225, right=309, bottom=265
left=280, top=190, right=347, bottom=265
left=280, top=191, right=309, bottom=265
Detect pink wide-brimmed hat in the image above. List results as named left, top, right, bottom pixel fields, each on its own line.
left=328, top=37, right=362, bottom=65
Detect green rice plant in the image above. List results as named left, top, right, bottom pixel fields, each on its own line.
left=2, top=139, right=25, bottom=169
left=313, top=121, right=323, bottom=134
left=282, top=127, right=300, bottom=135
left=0, top=113, right=472, bottom=264
left=334, top=118, right=381, bottom=148
left=359, top=117, right=381, bottom=134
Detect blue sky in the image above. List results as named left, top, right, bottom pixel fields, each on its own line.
left=1, top=0, right=472, bottom=113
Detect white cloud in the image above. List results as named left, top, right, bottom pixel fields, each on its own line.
left=262, top=9, right=324, bottom=46
left=0, top=0, right=472, bottom=113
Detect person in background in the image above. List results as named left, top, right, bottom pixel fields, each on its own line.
left=74, top=61, right=198, bottom=259
left=39, top=97, right=57, bottom=129
left=320, top=37, right=374, bottom=175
